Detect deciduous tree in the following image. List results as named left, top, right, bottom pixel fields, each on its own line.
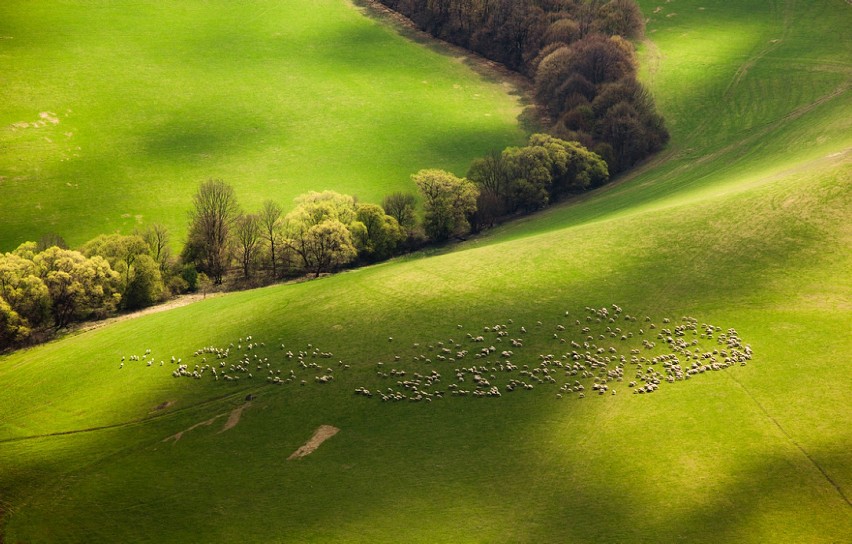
left=413, top=169, right=479, bottom=242
left=353, top=204, right=405, bottom=261
left=302, top=220, right=358, bottom=277
left=285, top=191, right=360, bottom=276
left=382, top=192, right=418, bottom=234
left=81, top=234, right=151, bottom=303
left=33, top=247, right=121, bottom=329
left=234, top=213, right=262, bottom=279
left=185, top=179, right=240, bottom=284
left=258, top=200, right=284, bottom=278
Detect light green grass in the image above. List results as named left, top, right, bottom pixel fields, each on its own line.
left=0, top=0, right=850, bottom=542
left=0, top=0, right=526, bottom=251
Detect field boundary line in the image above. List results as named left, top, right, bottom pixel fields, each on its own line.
left=726, top=372, right=851, bottom=508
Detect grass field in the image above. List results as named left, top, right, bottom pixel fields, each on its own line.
left=0, top=0, right=850, bottom=542
left=0, top=0, right=526, bottom=251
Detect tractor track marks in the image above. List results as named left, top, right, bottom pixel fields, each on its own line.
left=0, top=389, right=260, bottom=445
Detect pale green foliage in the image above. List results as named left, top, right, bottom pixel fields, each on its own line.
left=354, top=204, right=405, bottom=261
left=81, top=233, right=163, bottom=310
left=0, top=295, right=30, bottom=348
left=285, top=191, right=360, bottom=275
left=0, top=248, right=45, bottom=346
left=0, top=251, right=51, bottom=329
left=302, top=220, right=357, bottom=276
left=11, top=241, right=39, bottom=260
left=528, top=133, right=609, bottom=194
left=413, top=169, right=479, bottom=242
left=33, top=247, right=121, bottom=328
left=291, top=191, right=357, bottom=227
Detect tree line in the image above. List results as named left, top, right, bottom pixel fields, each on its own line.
left=375, top=0, right=668, bottom=173
left=0, top=133, right=606, bottom=350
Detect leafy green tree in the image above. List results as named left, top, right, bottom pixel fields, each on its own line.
left=301, top=220, right=358, bottom=277
left=353, top=204, right=405, bottom=261
left=122, top=254, right=164, bottom=310
left=0, top=295, right=30, bottom=349
left=12, top=241, right=39, bottom=260
left=0, top=251, right=51, bottom=330
left=501, top=145, right=553, bottom=211
left=381, top=192, right=418, bottom=234
left=285, top=191, right=360, bottom=275
left=185, top=179, right=241, bottom=284
left=291, top=191, right=357, bottom=226
left=528, top=133, right=609, bottom=195
left=81, top=233, right=162, bottom=310
left=33, top=247, right=121, bottom=329
left=181, top=264, right=199, bottom=292
left=413, top=169, right=479, bottom=242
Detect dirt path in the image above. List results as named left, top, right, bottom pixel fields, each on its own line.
left=75, top=293, right=219, bottom=334
left=288, top=425, right=340, bottom=460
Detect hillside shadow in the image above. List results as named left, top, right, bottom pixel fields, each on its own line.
left=516, top=439, right=852, bottom=543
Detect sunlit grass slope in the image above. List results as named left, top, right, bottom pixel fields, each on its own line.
left=0, top=0, right=850, bottom=542
left=0, top=0, right=525, bottom=251
left=484, top=0, right=851, bottom=242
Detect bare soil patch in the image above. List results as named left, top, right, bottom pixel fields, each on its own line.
left=288, top=425, right=340, bottom=460
left=219, top=402, right=250, bottom=433
left=162, top=414, right=224, bottom=443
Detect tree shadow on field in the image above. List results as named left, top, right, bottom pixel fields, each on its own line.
left=413, top=125, right=528, bottom=170
left=137, top=107, right=277, bottom=164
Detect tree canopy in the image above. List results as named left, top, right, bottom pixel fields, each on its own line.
left=414, top=169, right=479, bottom=242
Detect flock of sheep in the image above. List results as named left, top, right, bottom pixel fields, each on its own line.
left=119, top=305, right=754, bottom=403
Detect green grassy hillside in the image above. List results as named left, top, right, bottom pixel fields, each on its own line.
left=0, top=0, right=850, bottom=542
left=0, top=0, right=525, bottom=251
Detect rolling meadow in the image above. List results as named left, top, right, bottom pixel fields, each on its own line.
left=0, top=0, right=850, bottom=542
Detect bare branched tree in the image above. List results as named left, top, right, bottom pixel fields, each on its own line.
left=259, top=200, right=283, bottom=278
left=186, top=179, right=240, bottom=284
